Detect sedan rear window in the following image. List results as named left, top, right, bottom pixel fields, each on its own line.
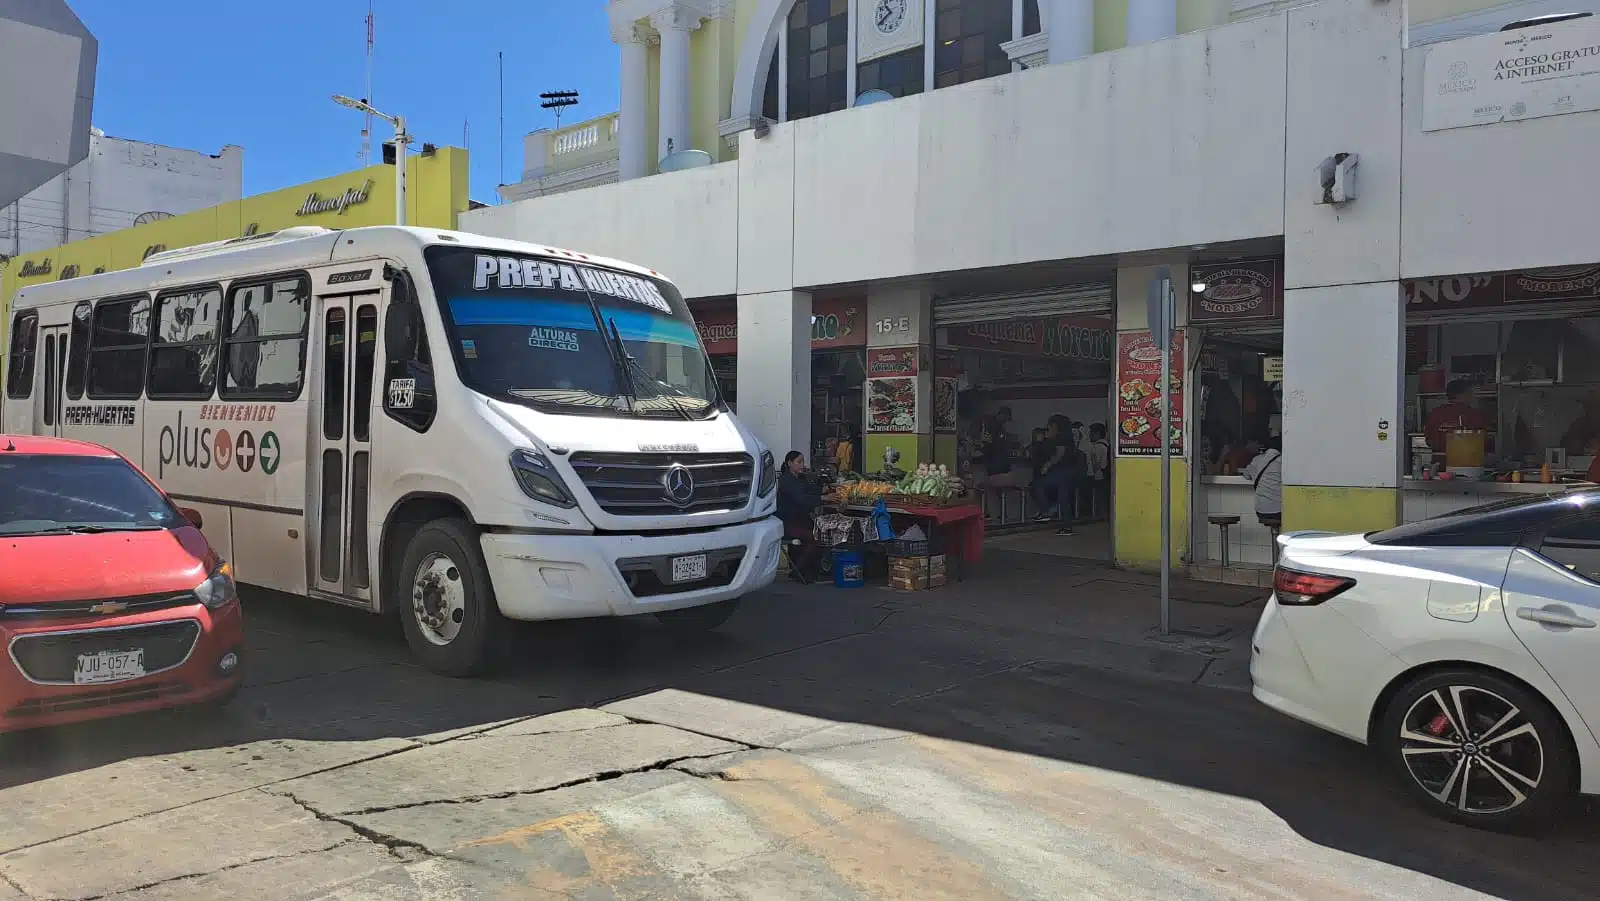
left=1368, top=488, right=1600, bottom=548
left=0, top=454, right=180, bottom=537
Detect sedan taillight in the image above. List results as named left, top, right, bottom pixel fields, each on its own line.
left=1273, top=566, right=1355, bottom=606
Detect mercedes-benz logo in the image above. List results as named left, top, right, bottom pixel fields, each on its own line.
left=662, top=464, right=696, bottom=506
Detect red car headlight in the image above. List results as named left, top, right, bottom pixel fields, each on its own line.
left=195, top=561, right=239, bottom=610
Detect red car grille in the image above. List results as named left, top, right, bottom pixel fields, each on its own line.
left=9, top=621, right=201, bottom=684
left=5, top=681, right=190, bottom=719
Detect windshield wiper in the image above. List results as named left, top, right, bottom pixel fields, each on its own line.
left=605, top=317, right=698, bottom=422
left=0, top=523, right=165, bottom=537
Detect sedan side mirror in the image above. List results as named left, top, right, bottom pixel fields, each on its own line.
left=177, top=507, right=204, bottom=529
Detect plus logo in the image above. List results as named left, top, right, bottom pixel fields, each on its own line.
left=159, top=412, right=284, bottom=479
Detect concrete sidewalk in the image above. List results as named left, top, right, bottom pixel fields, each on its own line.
left=785, top=547, right=1267, bottom=693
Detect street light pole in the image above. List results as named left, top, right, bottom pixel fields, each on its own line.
left=332, top=94, right=411, bottom=226
left=391, top=115, right=409, bottom=226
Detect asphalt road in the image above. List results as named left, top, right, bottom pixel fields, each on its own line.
left=1, top=578, right=1597, bottom=901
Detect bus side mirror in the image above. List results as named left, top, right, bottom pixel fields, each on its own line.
left=385, top=302, right=419, bottom=362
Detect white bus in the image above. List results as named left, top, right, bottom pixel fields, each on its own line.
left=3, top=226, right=782, bottom=676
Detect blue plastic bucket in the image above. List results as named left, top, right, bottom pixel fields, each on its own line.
left=832, top=550, right=865, bottom=588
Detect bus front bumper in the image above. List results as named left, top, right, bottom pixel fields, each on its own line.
left=480, top=517, right=783, bottom=621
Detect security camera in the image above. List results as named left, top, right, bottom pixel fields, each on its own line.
left=1315, top=152, right=1359, bottom=205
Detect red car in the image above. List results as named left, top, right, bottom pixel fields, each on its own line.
left=0, top=435, right=244, bottom=733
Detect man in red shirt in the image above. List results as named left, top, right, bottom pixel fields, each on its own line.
left=1425, top=380, right=1489, bottom=452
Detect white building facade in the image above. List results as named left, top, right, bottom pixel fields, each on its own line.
left=466, top=0, right=1600, bottom=571
left=1, top=129, right=242, bottom=264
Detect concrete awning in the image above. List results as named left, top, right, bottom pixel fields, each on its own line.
left=0, top=0, right=98, bottom=206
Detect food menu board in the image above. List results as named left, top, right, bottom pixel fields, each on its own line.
left=1116, top=331, right=1186, bottom=457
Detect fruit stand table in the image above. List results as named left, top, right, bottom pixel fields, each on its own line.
left=836, top=498, right=985, bottom=576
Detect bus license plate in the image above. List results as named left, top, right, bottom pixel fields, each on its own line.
left=74, top=648, right=146, bottom=685
left=670, top=554, right=708, bottom=583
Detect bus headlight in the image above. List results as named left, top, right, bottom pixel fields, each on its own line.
left=195, top=561, right=238, bottom=610
left=758, top=450, right=776, bottom=497
left=511, top=449, right=577, bottom=508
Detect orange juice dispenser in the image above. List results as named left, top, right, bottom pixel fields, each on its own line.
left=1445, top=429, right=1486, bottom=479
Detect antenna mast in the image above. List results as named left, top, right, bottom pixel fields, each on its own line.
left=540, top=90, right=580, bottom=131
left=498, top=51, right=505, bottom=187
left=360, top=3, right=375, bottom=165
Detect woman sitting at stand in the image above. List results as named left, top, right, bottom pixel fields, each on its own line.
left=776, top=451, right=825, bottom=583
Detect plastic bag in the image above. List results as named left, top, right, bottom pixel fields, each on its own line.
left=871, top=499, right=895, bottom=541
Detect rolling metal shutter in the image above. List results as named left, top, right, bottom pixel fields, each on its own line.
left=932, top=285, right=1114, bottom=326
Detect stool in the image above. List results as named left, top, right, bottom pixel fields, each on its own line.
left=1208, top=514, right=1242, bottom=567
left=1259, top=514, right=1283, bottom=564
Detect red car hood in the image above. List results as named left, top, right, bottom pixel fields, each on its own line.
left=0, top=527, right=214, bottom=605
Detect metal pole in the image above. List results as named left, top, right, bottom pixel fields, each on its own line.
left=393, top=117, right=408, bottom=226
left=1159, top=282, right=1173, bottom=635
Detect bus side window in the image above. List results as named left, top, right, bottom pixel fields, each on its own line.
left=87, top=295, right=153, bottom=399
left=383, top=273, right=436, bottom=433
left=65, top=302, right=91, bottom=400
left=222, top=275, right=310, bottom=400
left=4, top=311, right=38, bottom=400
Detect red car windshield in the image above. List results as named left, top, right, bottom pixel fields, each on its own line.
left=0, top=454, right=180, bottom=537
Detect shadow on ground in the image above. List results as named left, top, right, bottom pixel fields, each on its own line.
left=2, top=548, right=1596, bottom=900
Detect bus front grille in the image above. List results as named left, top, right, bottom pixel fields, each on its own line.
left=567, top=452, right=754, bottom=517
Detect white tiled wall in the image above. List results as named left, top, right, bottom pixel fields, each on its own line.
left=1402, top=485, right=1570, bottom=523
left=1199, top=480, right=1276, bottom=565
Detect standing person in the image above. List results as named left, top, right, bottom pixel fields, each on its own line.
left=1242, top=436, right=1283, bottom=533
left=776, top=451, right=824, bottom=583
left=1424, top=380, right=1489, bottom=454
left=1087, top=422, right=1112, bottom=520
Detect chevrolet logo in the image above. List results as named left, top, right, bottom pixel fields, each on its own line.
left=88, top=601, right=129, bottom=615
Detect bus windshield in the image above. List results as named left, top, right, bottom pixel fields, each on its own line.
left=424, top=246, right=721, bottom=418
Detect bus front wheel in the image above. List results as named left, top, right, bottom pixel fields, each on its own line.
left=396, top=518, right=505, bottom=677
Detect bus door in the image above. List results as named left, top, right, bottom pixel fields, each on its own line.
left=35, top=324, right=69, bottom=437
left=311, top=292, right=382, bottom=606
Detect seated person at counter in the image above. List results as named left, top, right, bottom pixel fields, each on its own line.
left=1243, top=437, right=1283, bottom=531
left=1561, top=389, right=1600, bottom=458
left=776, top=451, right=825, bottom=583
left=1424, top=380, right=1489, bottom=452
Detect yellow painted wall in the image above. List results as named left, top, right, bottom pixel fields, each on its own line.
left=865, top=434, right=933, bottom=473
left=3, top=148, right=469, bottom=346
left=1283, top=486, right=1400, bottom=534
left=934, top=433, right=958, bottom=470
left=1113, top=457, right=1190, bottom=569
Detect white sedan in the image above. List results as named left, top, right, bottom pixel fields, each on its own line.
left=1251, top=488, right=1600, bottom=831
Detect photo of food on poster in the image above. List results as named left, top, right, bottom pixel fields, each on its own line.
left=1116, top=331, right=1185, bottom=456
left=867, top=377, right=917, bottom=433
left=933, top=377, right=957, bottom=432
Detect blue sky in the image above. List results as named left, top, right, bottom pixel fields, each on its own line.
left=72, top=0, right=620, bottom=203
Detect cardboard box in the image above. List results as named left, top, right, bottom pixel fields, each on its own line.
left=889, top=555, right=946, bottom=591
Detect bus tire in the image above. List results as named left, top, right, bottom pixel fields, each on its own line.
left=654, top=598, right=742, bottom=635
left=396, top=518, right=504, bottom=677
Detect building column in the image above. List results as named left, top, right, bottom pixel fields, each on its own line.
left=615, top=22, right=656, bottom=182
left=864, top=285, right=934, bottom=473
left=1125, top=0, right=1177, bottom=45
left=737, top=290, right=812, bottom=460
left=1112, top=258, right=1191, bottom=570
left=652, top=6, right=701, bottom=162
left=1047, top=0, right=1094, bottom=63
left=1281, top=285, right=1405, bottom=532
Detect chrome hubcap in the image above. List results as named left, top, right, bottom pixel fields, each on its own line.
left=1399, top=685, right=1544, bottom=816
left=411, top=552, right=466, bottom=646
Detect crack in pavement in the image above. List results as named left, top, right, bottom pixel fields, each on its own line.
left=278, top=749, right=756, bottom=819
left=0, top=739, right=427, bottom=859
left=1, top=870, right=34, bottom=901
left=28, top=839, right=362, bottom=901
left=279, top=792, right=440, bottom=862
